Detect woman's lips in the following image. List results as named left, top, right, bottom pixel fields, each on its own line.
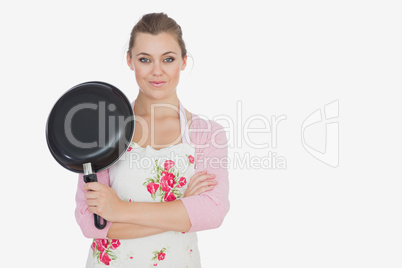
left=149, top=81, right=167, bottom=87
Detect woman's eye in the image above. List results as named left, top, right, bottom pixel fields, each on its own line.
left=139, top=58, right=150, bottom=63
left=164, top=57, right=174, bottom=63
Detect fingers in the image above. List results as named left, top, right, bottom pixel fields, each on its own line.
left=85, top=192, right=106, bottom=215
left=184, top=171, right=218, bottom=197
left=86, top=198, right=98, bottom=207
left=186, top=171, right=205, bottom=188
left=84, top=182, right=102, bottom=191
left=84, top=183, right=104, bottom=208
left=188, top=180, right=217, bottom=196
left=188, top=171, right=216, bottom=188
left=84, top=190, right=98, bottom=200
left=88, top=205, right=102, bottom=216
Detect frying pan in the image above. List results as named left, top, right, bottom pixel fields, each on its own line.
left=46, top=81, right=135, bottom=229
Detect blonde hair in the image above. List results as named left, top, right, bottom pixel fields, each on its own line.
left=128, top=13, right=187, bottom=58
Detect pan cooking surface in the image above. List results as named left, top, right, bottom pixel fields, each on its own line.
left=46, top=81, right=134, bottom=173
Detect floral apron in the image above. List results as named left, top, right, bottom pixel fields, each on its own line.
left=86, top=102, right=201, bottom=267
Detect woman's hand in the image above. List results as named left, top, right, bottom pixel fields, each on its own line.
left=84, top=182, right=124, bottom=222
left=184, top=170, right=217, bottom=197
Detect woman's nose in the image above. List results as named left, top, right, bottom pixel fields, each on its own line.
left=152, top=62, right=163, bottom=76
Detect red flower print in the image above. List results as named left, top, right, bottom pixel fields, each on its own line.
left=91, top=239, right=119, bottom=265
left=177, top=177, right=187, bottom=188
left=100, top=250, right=111, bottom=265
left=147, top=182, right=160, bottom=194
left=164, top=191, right=176, bottom=202
left=127, top=146, right=133, bottom=152
left=144, top=158, right=188, bottom=202
left=110, top=239, right=121, bottom=250
left=96, top=239, right=108, bottom=252
left=164, top=160, right=175, bottom=170
left=152, top=247, right=167, bottom=263
left=188, top=155, right=194, bottom=164
left=160, top=171, right=175, bottom=192
left=158, top=252, right=166, bottom=261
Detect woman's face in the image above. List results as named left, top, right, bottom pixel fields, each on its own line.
left=127, top=32, right=187, bottom=100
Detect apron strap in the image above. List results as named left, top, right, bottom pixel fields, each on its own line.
left=179, top=101, right=191, bottom=145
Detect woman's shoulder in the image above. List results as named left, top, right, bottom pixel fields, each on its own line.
left=188, top=113, right=227, bottom=147
left=189, top=113, right=224, bottom=132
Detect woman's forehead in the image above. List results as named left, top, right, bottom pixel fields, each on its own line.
left=132, top=32, right=181, bottom=55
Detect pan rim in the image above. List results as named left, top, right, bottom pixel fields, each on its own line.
left=46, top=81, right=135, bottom=174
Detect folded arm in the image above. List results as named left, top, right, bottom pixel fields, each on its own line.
left=75, top=118, right=230, bottom=238
left=181, top=119, right=230, bottom=232
left=76, top=170, right=219, bottom=238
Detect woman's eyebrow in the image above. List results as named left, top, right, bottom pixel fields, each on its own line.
left=162, top=51, right=177, bottom=55
left=136, top=51, right=177, bottom=57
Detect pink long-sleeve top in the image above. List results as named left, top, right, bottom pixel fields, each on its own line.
left=75, top=114, right=230, bottom=238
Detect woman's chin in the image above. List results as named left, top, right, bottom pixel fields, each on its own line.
left=139, top=88, right=177, bottom=100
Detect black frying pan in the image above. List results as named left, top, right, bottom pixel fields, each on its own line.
left=46, top=81, right=135, bottom=229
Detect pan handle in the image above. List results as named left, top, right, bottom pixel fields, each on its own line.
left=83, top=173, right=108, bottom=230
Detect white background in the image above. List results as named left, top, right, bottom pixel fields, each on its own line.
left=1, top=0, right=401, bottom=267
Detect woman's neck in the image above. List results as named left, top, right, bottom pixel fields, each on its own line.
left=134, top=91, right=180, bottom=119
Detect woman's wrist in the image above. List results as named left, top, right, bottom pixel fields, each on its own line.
left=114, top=200, right=190, bottom=232
left=116, top=200, right=133, bottom=223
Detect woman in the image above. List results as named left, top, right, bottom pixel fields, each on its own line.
left=75, top=13, right=230, bottom=267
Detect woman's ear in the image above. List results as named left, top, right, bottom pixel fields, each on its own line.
left=181, top=54, right=187, bottom=71
left=126, top=51, right=134, bottom=71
